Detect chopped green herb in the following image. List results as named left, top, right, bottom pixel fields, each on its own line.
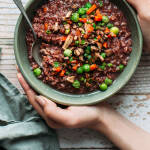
left=107, top=23, right=114, bottom=29
left=93, top=23, right=96, bottom=30
left=78, top=22, right=83, bottom=27
left=65, top=29, right=70, bottom=34
left=105, top=77, right=113, bottom=85
left=80, top=77, right=85, bottom=81
left=63, top=22, right=67, bottom=25
left=101, top=52, right=106, bottom=59
left=54, top=62, right=60, bottom=67
left=81, top=14, right=87, bottom=18
left=98, top=0, right=103, bottom=7
left=46, top=30, right=51, bottom=34
left=72, top=80, right=80, bottom=88
left=107, top=63, right=113, bottom=67
left=81, top=40, right=85, bottom=45
left=75, top=40, right=79, bottom=46
left=66, top=71, right=71, bottom=75
left=99, top=65, right=105, bottom=70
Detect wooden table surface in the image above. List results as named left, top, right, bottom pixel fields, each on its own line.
left=0, top=0, right=150, bottom=149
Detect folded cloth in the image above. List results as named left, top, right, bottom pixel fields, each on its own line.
left=0, top=73, right=59, bottom=150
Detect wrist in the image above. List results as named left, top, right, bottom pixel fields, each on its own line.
left=90, top=104, right=115, bottom=133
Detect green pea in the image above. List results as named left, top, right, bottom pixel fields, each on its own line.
left=46, top=30, right=51, bottom=34
left=93, top=23, right=96, bottom=30
left=71, top=13, right=79, bottom=22
left=99, top=83, right=108, bottom=91
left=102, top=16, right=109, bottom=23
left=81, top=40, right=85, bottom=45
left=110, top=27, right=119, bottom=35
left=78, top=8, right=86, bottom=15
left=107, top=63, right=113, bottom=67
left=119, top=64, right=124, bottom=71
left=105, top=77, right=113, bottom=85
left=33, top=68, right=42, bottom=77
left=80, top=77, right=85, bottom=81
left=78, top=22, right=83, bottom=27
left=72, top=80, right=80, bottom=88
left=77, top=67, right=83, bottom=74
left=65, top=29, right=70, bottom=34
left=85, top=2, right=92, bottom=9
left=75, top=40, right=79, bottom=46
left=82, top=64, right=90, bottom=72
left=101, top=52, right=106, bottom=59
left=54, top=62, right=59, bottom=67
left=87, top=55, right=92, bottom=61
left=64, top=49, right=72, bottom=57
left=107, top=23, right=113, bottom=29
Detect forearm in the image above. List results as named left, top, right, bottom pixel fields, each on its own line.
left=95, top=107, right=150, bottom=150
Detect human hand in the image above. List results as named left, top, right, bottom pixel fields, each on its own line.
left=127, top=0, right=150, bottom=51
left=17, top=72, right=111, bottom=129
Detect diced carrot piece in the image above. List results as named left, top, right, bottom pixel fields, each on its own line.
left=87, top=4, right=97, bottom=15
left=94, top=14, right=102, bottom=22
left=97, top=35, right=101, bottom=40
left=103, top=42, right=108, bottom=48
left=84, top=34, right=89, bottom=39
left=72, top=64, right=78, bottom=71
left=79, top=18, right=87, bottom=23
left=72, top=60, right=78, bottom=64
left=61, top=36, right=67, bottom=41
left=90, top=64, right=97, bottom=71
left=87, top=24, right=94, bottom=33
left=76, top=30, right=81, bottom=36
left=44, top=23, right=48, bottom=30
left=53, top=67, right=61, bottom=72
left=67, top=20, right=72, bottom=24
left=43, top=7, right=47, bottom=13
left=104, top=27, right=110, bottom=34
left=95, top=9, right=100, bottom=15
left=60, top=70, right=66, bottom=76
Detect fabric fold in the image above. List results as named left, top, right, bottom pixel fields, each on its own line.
left=0, top=73, right=59, bottom=150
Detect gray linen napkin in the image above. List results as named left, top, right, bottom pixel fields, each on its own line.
left=0, top=73, right=59, bottom=150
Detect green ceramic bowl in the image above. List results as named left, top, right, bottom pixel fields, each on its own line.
left=14, top=0, right=143, bottom=106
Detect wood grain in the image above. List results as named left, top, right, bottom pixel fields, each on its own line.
left=0, top=0, right=150, bottom=149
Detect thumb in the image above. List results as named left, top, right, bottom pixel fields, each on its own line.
left=126, top=0, right=141, bottom=11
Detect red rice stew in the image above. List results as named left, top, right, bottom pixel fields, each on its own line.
left=26, top=0, right=132, bottom=94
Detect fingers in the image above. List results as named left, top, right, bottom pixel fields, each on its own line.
left=17, top=73, right=35, bottom=95
left=17, top=73, right=45, bottom=117
left=126, top=0, right=142, bottom=12
left=35, top=96, right=75, bottom=127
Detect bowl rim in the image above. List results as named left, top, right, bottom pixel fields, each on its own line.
left=14, top=0, right=143, bottom=106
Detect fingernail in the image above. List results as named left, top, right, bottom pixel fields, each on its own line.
left=35, top=96, right=45, bottom=107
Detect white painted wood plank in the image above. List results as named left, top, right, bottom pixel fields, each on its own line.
left=58, top=95, right=150, bottom=148
left=0, top=0, right=150, bottom=149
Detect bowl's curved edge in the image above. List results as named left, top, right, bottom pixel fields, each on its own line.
left=14, top=0, right=143, bottom=106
